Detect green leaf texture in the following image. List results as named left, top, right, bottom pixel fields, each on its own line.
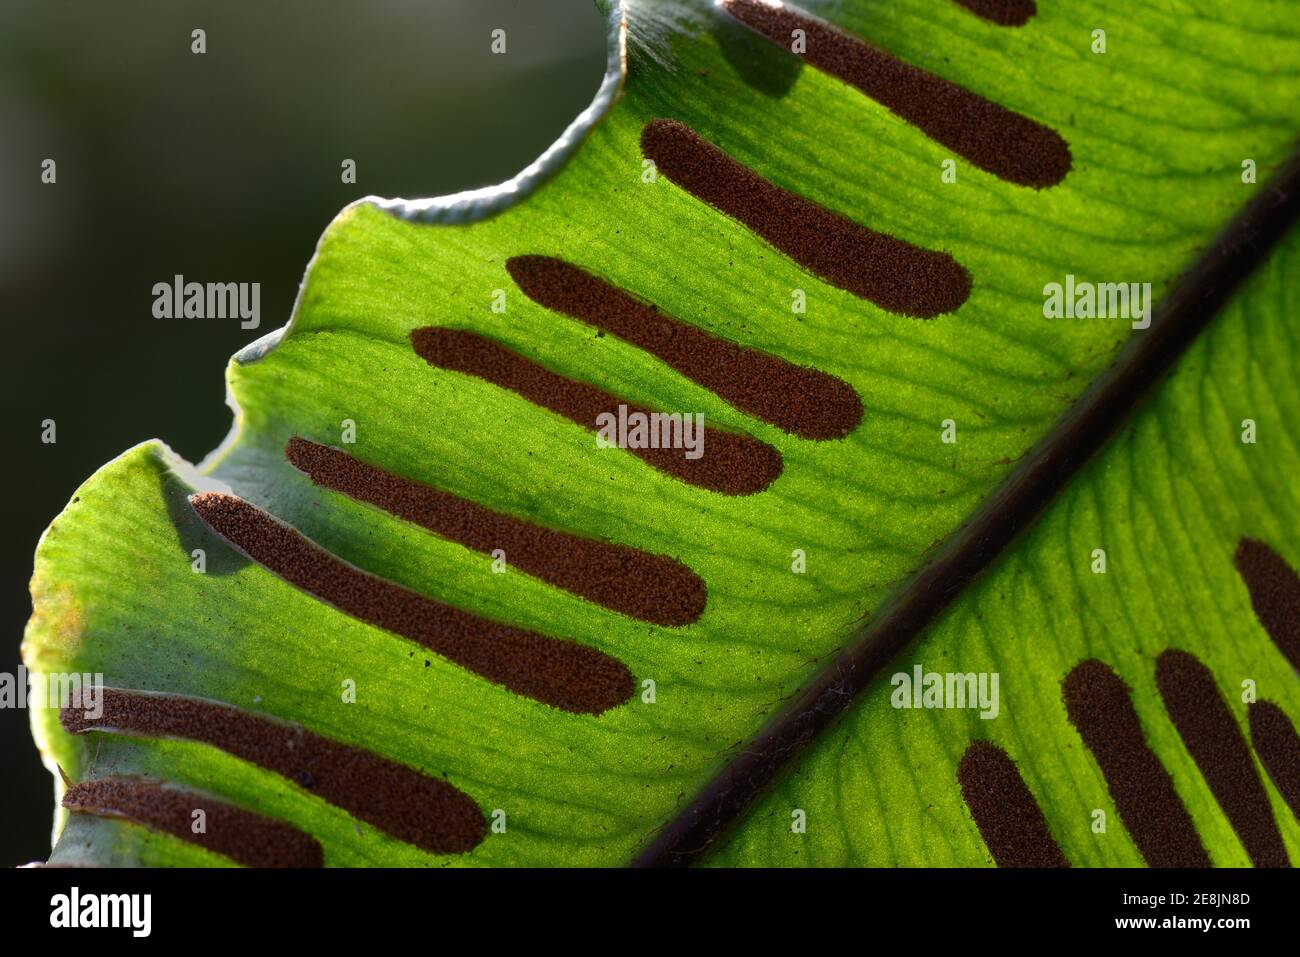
left=710, top=227, right=1300, bottom=866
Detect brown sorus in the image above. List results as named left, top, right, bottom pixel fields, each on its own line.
left=62, top=777, right=324, bottom=868
left=505, top=255, right=863, bottom=439
left=61, top=689, right=487, bottom=855
left=721, top=0, right=1070, bottom=187
left=1248, top=701, right=1300, bottom=824
left=286, top=436, right=707, bottom=626
left=639, top=118, right=971, bottom=317
left=1155, top=651, right=1288, bottom=867
left=411, top=326, right=783, bottom=495
left=952, top=0, right=1036, bottom=28
left=957, top=741, right=1069, bottom=867
left=1062, top=659, right=1210, bottom=867
left=189, top=491, right=635, bottom=715
left=1234, top=538, right=1300, bottom=671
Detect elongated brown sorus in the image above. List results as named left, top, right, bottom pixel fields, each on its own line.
left=721, top=0, right=1070, bottom=187
left=62, top=777, right=325, bottom=868
left=1234, top=538, right=1300, bottom=671
left=189, top=491, right=634, bottom=715
left=957, top=741, right=1069, bottom=868
left=61, top=689, right=486, bottom=855
left=505, top=255, right=863, bottom=439
left=639, top=118, right=970, bottom=317
left=285, top=436, right=706, bottom=626
left=1155, top=650, right=1288, bottom=867
left=1248, top=701, right=1300, bottom=823
left=410, top=326, right=783, bottom=495
left=1061, top=660, right=1209, bottom=868
left=952, top=0, right=1036, bottom=28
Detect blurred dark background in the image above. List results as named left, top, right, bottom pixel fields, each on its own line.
left=0, top=0, right=606, bottom=866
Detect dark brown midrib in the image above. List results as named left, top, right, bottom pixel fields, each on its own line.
left=956, top=741, right=1069, bottom=868
left=505, top=255, right=863, bottom=439
left=62, top=777, right=325, bottom=868
left=721, top=0, right=1069, bottom=187
left=411, top=326, right=783, bottom=495
left=640, top=118, right=971, bottom=318
left=1155, top=650, right=1288, bottom=867
left=61, top=689, right=487, bottom=855
left=285, top=437, right=707, bottom=626
left=632, top=147, right=1300, bottom=867
left=189, top=491, right=634, bottom=715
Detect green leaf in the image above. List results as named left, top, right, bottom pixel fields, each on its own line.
left=708, top=228, right=1300, bottom=867
left=23, top=0, right=1300, bottom=866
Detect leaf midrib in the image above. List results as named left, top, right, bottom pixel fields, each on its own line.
left=635, top=144, right=1300, bottom=867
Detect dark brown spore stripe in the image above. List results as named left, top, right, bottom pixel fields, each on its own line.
left=1235, top=538, right=1300, bottom=671
left=1248, top=701, right=1300, bottom=823
left=62, top=777, right=324, bottom=868
left=1155, top=650, right=1288, bottom=867
left=286, top=436, right=706, bottom=626
left=410, top=326, right=782, bottom=495
left=957, top=741, right=1069, bottom=868
left=722, top=0, right=1070, bottom=188
left=640, top=119, right=969, bottom=318
left=1062, top=660, right=1210, bottom=868
left=189, top=492, right=634, bottom=715
left=952, top=0, right=1036, bottom=27
left=505, top=256, right=863, bottom=440
left=60, top=690, right=486, bottom=855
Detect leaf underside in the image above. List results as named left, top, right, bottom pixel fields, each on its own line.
left=24, top=0, right=1300, bottom=867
